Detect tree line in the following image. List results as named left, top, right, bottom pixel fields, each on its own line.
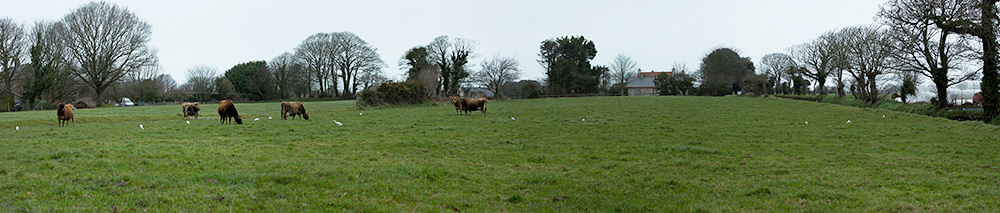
left=2, top=1, right=997, bottom=123
left=662, top=0, right=999, bottom=123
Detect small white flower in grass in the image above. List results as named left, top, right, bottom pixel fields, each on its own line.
left=139, top=124, right=144, bottom=130
left=186, top=121, right=190, bottom=125
left=847, top=120, right=852, bottom=124
left=334, top=120, right=343, bottom=126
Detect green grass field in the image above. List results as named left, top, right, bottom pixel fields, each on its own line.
left=1, top=96, right=998, bottom=211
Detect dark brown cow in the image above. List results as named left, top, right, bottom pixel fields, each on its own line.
left=57, top=102, right=75, bottom=127
left=459, top=97, right=487, bottom=116
left=218, top=100, right=243, bottom=125
left=182, top=102, right=200, bottom=119
left=281, top=101, right=309, bottom=120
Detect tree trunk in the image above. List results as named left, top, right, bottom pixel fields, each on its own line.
left=982, top=31, right=998, bottom=122
left=867, top=75, right=879, bottom=103
left=981, top=0, right=999, bottom=122
left=933, top=69, right=950, bottom=111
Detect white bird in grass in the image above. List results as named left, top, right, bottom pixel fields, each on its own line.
left=268, top=117, right=272, bottom=119
left=847, top=120, right=852, bottom=124
left=582, top=118, right=586, bottom=122
left=15, top=126, right=19, bottom=131
left=139, top=124, right=144, bottom=130
left=254, top=118, right=260, bottom=121
left=804, top=121, right=808, bottom=125
left=883, top=114, right=886, bottom=118
left=334, top=120, right=343, bottom=126
left=511, top=117, right=515, bottom=121
left=186, top=121, right=190, bottom=125
left=360, top=112, right=363, bottom=116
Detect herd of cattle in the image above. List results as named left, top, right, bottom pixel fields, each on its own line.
left=54, top=97, right=486, bottom=127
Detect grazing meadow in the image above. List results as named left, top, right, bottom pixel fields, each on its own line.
left=1, top=96, right=998, bottom=211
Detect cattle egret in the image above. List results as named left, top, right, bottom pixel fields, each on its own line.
left=360, top=113, right=363, bottom=116
left=268, top=117, right=272, bottom=119
left=139, top=124, right=144, bottom=130
left=847, top=120, right=852, bottom=124
left=15, top=126, right=19, bottom=131
left=334, top=120, right=343, bottom=126
left=186, top=121, right=190, bottom=125
left=254, top=118, right=260, bottom=121
left=582, top=118, right=586, bottom=122
left=804, top=121, right=808, bottom=125
left=882, top=114, right=885, bottom=118
left=511, top=117, right=515, bottom=121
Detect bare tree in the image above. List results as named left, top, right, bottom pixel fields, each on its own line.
left=0, top=18, right=27, bottom=110
left=449, top=38, right=477, bottom=95
left=608, top=54, right=638, bottom=95
left=184, top=65, right=217, bottom=102
left=59, top=2, right=157, bottom=106
left=879, top=0, right=979, bottom=110
left=357, top=66, right=388, bottom=92
left=333, top=32, right=385, bottom=97
left=426, top=36, right=477, bottom=95
left=23, top=21, right=79, bottom=109
left=759, top=53, right=796, bottom=94
left=790, top=32, right=839, bottom=95
left=294, top=33, right=336, bottom=97
left=270, top=52, right=306, bottom=99
left=925, top=0, right=999, bottom=121
left=827, top=30, right=852, bottom=97
left=427, top=36, right=451, bottom=95
left=474, top=55, right=521, bottom=99
left=841, top=26, right=894, bottom=103
left=671, top=62, right=690, bottom=73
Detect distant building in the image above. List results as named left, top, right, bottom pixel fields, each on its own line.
left=626, top=69, right=673, bottom=96
left=466, top=86, right=495, bottom=98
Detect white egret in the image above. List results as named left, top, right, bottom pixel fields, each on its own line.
left=139, top=124, right=144, bottom=130
left=334, top=120, right=343, bottom=126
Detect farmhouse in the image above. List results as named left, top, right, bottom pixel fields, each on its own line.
left=626, top=69, right=673, bottom=96
left=465, top=86, right=494, bottom=98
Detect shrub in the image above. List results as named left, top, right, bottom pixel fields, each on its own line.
left=357, top=80, right=428, bottom=107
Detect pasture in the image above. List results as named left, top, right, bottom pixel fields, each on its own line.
left=0, top=96, right=998, bottom=211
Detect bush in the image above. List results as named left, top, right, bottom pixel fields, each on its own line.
left=778, top=94, right=984, bottom=123
left=357, top=80, right=428, bottom=107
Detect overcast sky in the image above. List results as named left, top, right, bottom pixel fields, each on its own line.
left=7, top=0, right=888, bottom=86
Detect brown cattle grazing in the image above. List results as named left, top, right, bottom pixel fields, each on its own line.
left=459, top=97, right=487, bottom=116
left=281, top=101, right=309, bottom=120
left=57, top=102, right=75, bottom=127
left=182, top=102, right=201, bottom=119
left=218, top=100, right=243, bottom=125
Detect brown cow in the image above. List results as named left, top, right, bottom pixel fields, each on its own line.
left=451, top=96, right=463, bottom=115
left=182, top=102, right=200, bottom=119
left=218, top=100, right=243, bottom=125
left=57, top=102, right=75, bottom=127
left=281, top=101, right=309, bottom=120
left=459, top=97, right=487, bottom=116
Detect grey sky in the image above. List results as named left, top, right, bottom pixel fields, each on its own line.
left=7, top=0, right=886, bottom=86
